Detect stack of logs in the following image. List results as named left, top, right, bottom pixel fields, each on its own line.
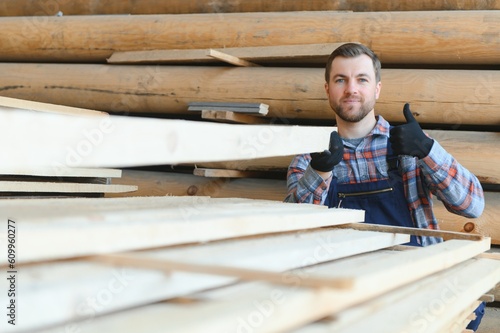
left=0, top=1, right=498, bottom=243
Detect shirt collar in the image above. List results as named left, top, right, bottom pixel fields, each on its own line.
left=370, top=115, right=390, bottom=138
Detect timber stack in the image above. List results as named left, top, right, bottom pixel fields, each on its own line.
left=0, top=1, right=499, bottom=331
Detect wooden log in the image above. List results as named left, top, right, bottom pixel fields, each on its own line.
left=436, top=192, right=500, bottom=245
left=0, top=108, right=332, bottom=168
left=1, top=1, right=499, bottom=16
left=0, top=64, right=499, bottom=126
left=201, top=110, right=269, bottom=124
left=0, top=11, right=498, bottom=64
left=106, top=170, right=288, bottom=200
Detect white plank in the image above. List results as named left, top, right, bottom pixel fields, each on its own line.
left=0, top=181, right=137, bottom=193
left=2, top=228, right=407, bottom=332
left=0, top=166, right=121, bottom=178
left=5, top=198, right=363, bottom=263
left=0, top=108, right=333, bottom=168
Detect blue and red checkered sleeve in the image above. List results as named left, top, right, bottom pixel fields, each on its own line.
left=284, top=154, right=331, bottom=205
left=418, top=140, right=484, bottom=218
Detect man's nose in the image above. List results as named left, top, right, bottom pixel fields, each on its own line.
left=345, top=80, right=358, bottom=94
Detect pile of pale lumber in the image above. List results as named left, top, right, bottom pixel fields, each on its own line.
left=0, top=97, right=137, bottom=197
left=1, top=196, right=499, bottom=332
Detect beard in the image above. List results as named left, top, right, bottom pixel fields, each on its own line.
left=331, top=96, right=376, bottom=123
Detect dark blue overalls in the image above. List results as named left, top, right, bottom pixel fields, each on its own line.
left=324, top=140, right=420, bottom=246
left=324, top=139, right=485, bottom=330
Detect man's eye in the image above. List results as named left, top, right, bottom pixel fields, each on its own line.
left=335, top=79, right=345, bottom=83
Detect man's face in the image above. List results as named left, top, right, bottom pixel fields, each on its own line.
left=324, top=54, right=381, bottom=123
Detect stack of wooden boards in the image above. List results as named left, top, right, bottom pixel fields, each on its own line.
left=1, top=195, right=499, bottom=332
left=0, top=1, right=497, bottom=242
left=0, top=97, right=137, bottom=197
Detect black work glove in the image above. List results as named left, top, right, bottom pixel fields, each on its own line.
left=310, top=131, right=343, bottom=172
left=389, top=103, right=434, bottom=159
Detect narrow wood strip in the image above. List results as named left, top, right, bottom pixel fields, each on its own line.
left=0, top=181, right=137, bottom=193
left=478, top=294, right=495, bottom=302
left=193, top=168, right=264, bottom=178
left=207, top=49, right=260, bottom=67
left=201, top=110, right=269, bottom=124
left=337, top=223, right=484, bottom=241
left=0, top=166, right=121, bottom=178
left=0, top=96, right=107, bottom=116
left=108, top=43, right=346, bottom=64
left=91, top=253, right=355, bottom=289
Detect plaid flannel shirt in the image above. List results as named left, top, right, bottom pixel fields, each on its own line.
left=285, top=116, right=484, bottom=246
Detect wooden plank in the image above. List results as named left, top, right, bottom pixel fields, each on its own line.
left=0, top=11, right=498, bottom=64
left=207, top=49, right=260, bottom=67
left=1, top=1, right=499, bottom=16
left=201, top=110, right=269, bottom=124
left=193, top=168, right=265, bottom=178
left=3, top=227, right=407, bottom=332
left=0, top=108, right=333, bottom=168
left=188, top=101, right=269, bottom=115
left=6, top=197, right=364, bottom=263
left=108, top=43, right=346, bottom=65
left=2, top=64, right=500, bottom=126
left=0, top=166, right=121, bottom=178
left=0, top=181, right=136, bottom=193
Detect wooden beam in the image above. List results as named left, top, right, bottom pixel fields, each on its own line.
left=1, top=64, right=499, bottom=126
left=108, top=43, right=347, bottom=65
left=0, top=11, right=497, bottom=64
left=1, top=1, right=499, bottom=16
left=207, top=49, right=260, bottom=67
left=201, top=110, right=269, bottom=124
left=0, top=108, right=333, bottom=168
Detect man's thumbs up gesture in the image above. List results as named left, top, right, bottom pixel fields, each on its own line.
left=389, top=103, right=434, bottom=159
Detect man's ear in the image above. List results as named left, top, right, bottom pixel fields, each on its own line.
left=324, top=82, right=329, bottom=97
left=375, top=81, right=382, bottom=99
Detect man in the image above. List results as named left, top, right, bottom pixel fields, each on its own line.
left=284, top=43, right=485, bottom=329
